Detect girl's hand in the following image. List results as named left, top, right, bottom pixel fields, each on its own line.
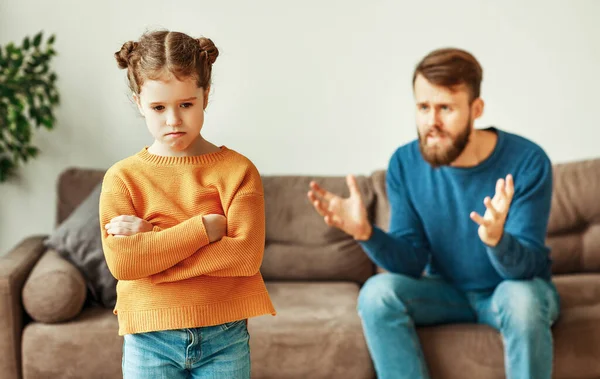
left=202, top=214, right=227, bottom=242
left=105, top=215, right=153, bottom=237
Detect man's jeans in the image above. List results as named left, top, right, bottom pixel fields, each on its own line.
left=357, top=273, right=560, bottom=379
left=122, top=319, right=250, bottom=379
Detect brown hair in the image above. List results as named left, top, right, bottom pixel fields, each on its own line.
left=412, top=48, right=483, bottom=102
left=114, top=30, right=219, bottom=95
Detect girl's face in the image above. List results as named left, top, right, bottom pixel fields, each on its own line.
left=134, top=75, right=209, bottom=156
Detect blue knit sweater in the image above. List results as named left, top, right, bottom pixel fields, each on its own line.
left=360, top=128, right=553, bottom=291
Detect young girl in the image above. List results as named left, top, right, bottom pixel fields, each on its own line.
left=100, top=30, right=275, bottom=378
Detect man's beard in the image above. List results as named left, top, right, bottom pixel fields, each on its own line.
left=418, top=120, right=472, bottom=168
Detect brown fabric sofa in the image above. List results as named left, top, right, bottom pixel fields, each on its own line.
left=2, top=158, right=600, bottom=379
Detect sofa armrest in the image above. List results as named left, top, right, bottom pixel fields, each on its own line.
left=0, top=236, right=48, bottom=379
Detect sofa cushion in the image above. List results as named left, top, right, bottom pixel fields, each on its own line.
left=22, top=307, right=122, bottom=379
left=262, top=176, right=376, bottom=283
left=249, top=282, right=374, bottom=379
left=56, top=168, right=105, bottom=225
left=44, top=182, right=117, bottom=308
left=23, top=283, right=374, bottom=379
left=417, top=303, right=600, bottom=379
left=553, top=273, right=600, bottom=309
left=415, top=273, right=600, bottom=379
left=419, top=324, right=504, bottom=379
left=546, top=158, right=600, bottom=274
left=22, top=250, right=87, bottom=323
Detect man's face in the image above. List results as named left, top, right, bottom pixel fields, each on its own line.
left=414, top=74, right=477, bottom=167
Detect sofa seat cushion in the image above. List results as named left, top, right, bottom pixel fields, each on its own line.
left=417, top=303, right=600, bottom=379
left=22, top=307, right=121, bottom=379
left=23, top=283, right=374, bottom=379
left=249, top=282, right=374, bottom=379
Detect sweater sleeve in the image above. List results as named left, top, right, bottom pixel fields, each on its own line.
left=485, top=152, right=553, bottom=279
left=358, top=151, right=431, bottom=277
left=150, top=192, right=265, bottom=283
left=149, top=162, right=266, bottom=283
left=99, top=172, right=211, bottom=281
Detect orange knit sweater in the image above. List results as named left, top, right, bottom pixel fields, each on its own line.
left=99, top=146, right=276, bottom=335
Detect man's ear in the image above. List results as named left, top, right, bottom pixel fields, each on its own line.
left=471, top=97, right=485, bottom=120
left=133, top=93, right=145, bottom=117
left=203, top=87, right=210, bottom=110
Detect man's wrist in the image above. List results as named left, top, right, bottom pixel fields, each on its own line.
left=354, top=223, right=373, bottom=241
left=483, top=230, right=504, bottom=247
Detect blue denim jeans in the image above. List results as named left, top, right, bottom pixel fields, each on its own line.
left=122, top=319, right=250, bottom=379
left=357, top=273, right=560, bottom=379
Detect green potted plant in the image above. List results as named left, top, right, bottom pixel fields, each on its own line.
left=0, top=31, right=59, bottom=182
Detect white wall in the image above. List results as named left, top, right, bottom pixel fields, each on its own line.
left=1, top=0, right=599, bottom=254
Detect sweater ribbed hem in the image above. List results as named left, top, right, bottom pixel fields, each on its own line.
left=116, top=291, right=276, bottom=335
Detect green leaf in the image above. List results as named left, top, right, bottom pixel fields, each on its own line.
left=48, top=35, right=55, bottom=45
left=27, top=145, right=38, bottom=155
left=23, top=37, right=30, bottom=50
left=33, top=32, right=43, bottom=48
left=15, top=123, right=31, bottom=144
left=40, top=105, right=50, bottom=116
left=28, top=108, right=38, bottom=122
left=13, top=56, right=24, bottom=69
left=0, top=157, right=16, bottom=182
left=14, top=101, right=24, bottom=112
left=41, top=117, right=53, bottom=129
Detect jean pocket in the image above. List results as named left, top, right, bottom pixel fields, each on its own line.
left=219, top=319, right=247, bottom=331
